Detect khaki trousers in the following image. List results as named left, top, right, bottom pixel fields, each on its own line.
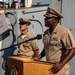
left=58, top=63, right=70, bottom=75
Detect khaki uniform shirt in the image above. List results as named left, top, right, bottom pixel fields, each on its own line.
left=17, top=32, right=39, bottom=58
left=43, top=23, right=75, bottom=63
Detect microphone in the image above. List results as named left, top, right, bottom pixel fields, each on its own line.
left=35, top=34, right=42, bottom=40
left=28, top=34, right=42, bottom=41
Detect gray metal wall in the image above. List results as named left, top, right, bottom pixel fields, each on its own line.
left=0, top=6, right=48, bottom=75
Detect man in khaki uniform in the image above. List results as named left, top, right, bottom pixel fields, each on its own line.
left=34, top=6, right=75, bottom=75
left=17, top=18, right=39, bottom=58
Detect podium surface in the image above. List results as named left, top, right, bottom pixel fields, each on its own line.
left=7, top=56, right=57, bottom=75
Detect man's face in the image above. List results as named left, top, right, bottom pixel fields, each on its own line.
left=19, top=24, right=29, bottom=31
left=44, top=17, right=55, bottom=27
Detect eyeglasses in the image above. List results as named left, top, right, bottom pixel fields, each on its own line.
left=44, top=17, right=53, bottom=20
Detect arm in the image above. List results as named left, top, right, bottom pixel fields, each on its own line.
left=33, top=49, right=45, bottom=60
left=50, top=48, right=75, bottom=74
left=50, top=29, right=75, bottom=74
left=38, top=49, right=45, bottom=59
left=33, top=49, right=39, bottom=58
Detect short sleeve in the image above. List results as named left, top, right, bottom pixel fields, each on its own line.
left=61, top=29, right=75, bottom=49
left=30, top=39, right=39, bottom=50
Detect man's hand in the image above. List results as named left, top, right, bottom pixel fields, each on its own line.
left=32, top=57, right=40, bottom=61
left=49, top=62, right=64, bottom=74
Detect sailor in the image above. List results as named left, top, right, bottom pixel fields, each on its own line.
left=34, top=6, right=75, bottom=75
left=17, top=17, right=39, bottom=59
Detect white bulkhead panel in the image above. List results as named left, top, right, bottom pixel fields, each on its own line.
left=61, top=0, right=75, bottom=75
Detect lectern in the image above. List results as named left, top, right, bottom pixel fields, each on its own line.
left=7, top=56, right=57, bottom=75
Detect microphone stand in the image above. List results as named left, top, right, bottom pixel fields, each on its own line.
left=0, top=35, right=42, bottom=51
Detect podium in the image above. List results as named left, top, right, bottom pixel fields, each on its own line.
left=7, top=56, right=57, bottom=75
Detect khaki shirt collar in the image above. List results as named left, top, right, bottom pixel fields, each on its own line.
left=20, top=32, right=30, bottom=39
left=52, top=23, right=60, bottom=34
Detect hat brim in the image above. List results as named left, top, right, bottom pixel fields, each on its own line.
left=44, top=6, right=64, bottom=18
left=44, top=12, right=58, bottom=18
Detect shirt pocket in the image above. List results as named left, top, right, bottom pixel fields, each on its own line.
left=50, top=40, right=58, bottom=46
left=50, top=40, right=60, bottom=51
left=23, top=42, right=30, bottom=48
